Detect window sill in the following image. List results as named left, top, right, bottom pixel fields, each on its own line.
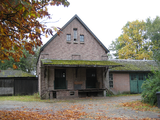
left=66, top=41, right=71, bottom=44
left=80, top=42, right=84, bottom=44
left=73, top=41, right=78, bottom=44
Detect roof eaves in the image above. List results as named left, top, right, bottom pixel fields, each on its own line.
left=41, top=59, right=122, bottom=67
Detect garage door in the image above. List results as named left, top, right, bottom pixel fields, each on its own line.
left=130, top=73, right=147, bottom=93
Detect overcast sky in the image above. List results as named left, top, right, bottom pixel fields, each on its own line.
left=42, top=0, right=160, bottom=49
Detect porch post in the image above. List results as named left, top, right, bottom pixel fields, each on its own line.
left=103, top=67, right=109, bottom=97
left=40, top=66, right=44, bottom=98
left=103, top=67, right=109, bottom=89
left=45, top=66, right=49, bottom=99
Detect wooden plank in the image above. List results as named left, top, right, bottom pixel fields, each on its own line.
left=74, top=81, right=83, bottom=84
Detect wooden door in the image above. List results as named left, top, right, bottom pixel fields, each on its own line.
left=130, top=74, right=138, bottom=93
left=54, top=69, right=66, bottom=89
left=86, top=69, right=97, bottom=88
left=130, top=73, right=147, bottom=93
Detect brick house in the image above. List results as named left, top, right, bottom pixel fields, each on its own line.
left=108, top=59, right=158, bottom=94
left=36, top=14, right=121, bottom=99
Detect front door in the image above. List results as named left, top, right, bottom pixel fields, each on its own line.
left=130, top=73, right=147, bottom=93
left=86, top=69, right=97, bottom=88
left=54, top=69, right=66, bottom=89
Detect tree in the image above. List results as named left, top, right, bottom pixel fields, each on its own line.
left=146, top=16, right=160, bottom=62
left=118, top=20, right=152, bottom=60
left=109, top=37, right=125, bottom=59
left=0, top=47, right=40, bottom=74
left=141, top=16, right=160, bottom=106
left=0, top=0, right=69, bottom=69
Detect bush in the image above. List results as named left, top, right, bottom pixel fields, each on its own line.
left=141, top=70, right=160, bottom=106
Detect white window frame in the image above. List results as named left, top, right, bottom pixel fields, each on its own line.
left=66, top=34, right=71, bottom=42
left=80, top=35, right=84, bottom=42
left=73, top=28, right=77, bottom=41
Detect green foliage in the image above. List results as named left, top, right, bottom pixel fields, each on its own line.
left=146, top=16, right=160, bottom=62
left=118, top=20, right=152, bottom=60
left=0, top=47, right=40, bottom=73
left=109, top=38, right=124, bottom=59
left=141, top=70, right=160, bottom=106
left=109, top=20, right=153, bottom=60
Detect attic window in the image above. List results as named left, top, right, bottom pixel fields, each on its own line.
left=80, top=35, right=84, bottom=42
left=66, top=34, right=71, bottom=42
left=73, top=28, right=77, bottom=41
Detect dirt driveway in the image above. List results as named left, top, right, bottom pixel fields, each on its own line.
left=0, top=95, right=159, bottom=119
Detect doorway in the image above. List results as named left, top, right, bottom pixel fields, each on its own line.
left=54, top=69, right=66, bottom=89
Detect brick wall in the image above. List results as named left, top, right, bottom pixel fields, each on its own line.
left=41, top=19, right=107, bottom=61
left=38, top=17, right=108, bottom=98
left=110, top=73, right=130, bottom=93
left=56, top=90, right=78, bottom=99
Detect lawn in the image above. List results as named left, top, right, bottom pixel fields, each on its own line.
left=0, top=95, right=42, bottom=102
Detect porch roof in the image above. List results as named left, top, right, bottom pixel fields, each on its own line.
left=41, top=59, right=122, bottom=68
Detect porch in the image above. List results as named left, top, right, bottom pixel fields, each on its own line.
left=39, top=59, right=122, bottom=99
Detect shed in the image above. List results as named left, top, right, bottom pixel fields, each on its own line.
left=109, top=59, right=158, bottom=94
left=0, top=69, right=38, bottom=95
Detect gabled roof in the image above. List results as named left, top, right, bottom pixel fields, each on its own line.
left=109, top=59, right=158, bottom=72
left=0, top=69, right=36, bottom=77
left=40, top=14, right=109, bottom=53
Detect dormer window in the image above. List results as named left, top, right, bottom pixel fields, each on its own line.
left=73, top=28, right=77, bottom=41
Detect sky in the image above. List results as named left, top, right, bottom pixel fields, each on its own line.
left=41, top=0, right=160, bottom=49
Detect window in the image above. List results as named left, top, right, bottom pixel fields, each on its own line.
left=109, top=73, right=113, bottom=88
left=73, top=28, right=77, bottom=41
left=80, top=35, right=84, bottom=42
left=131, top=74, right=136, bottom=80
left=66, top=34, right=71, bottom=41
left=138, top=74, right=144, bottom=80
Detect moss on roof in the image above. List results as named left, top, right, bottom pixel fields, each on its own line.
left=41, top=59, right=121, bottom=67
left=110, top=60, right=158, bottom=71
left=0, top=70, right=36, bottom=77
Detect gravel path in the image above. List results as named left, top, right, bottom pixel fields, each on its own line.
left=0, top=95, right=159, bottom=119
